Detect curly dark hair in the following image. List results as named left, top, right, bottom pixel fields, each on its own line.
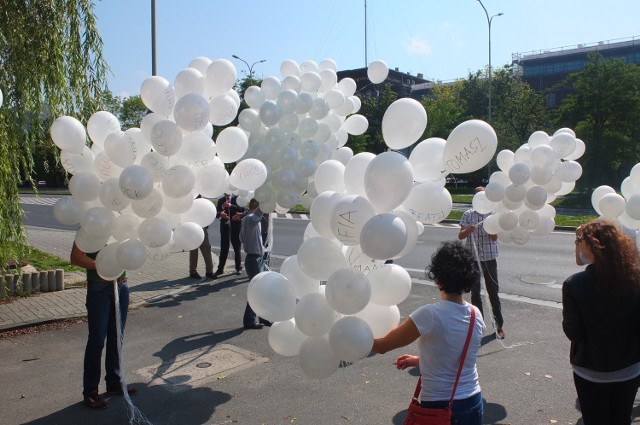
left=580, top=218, right=640, bottom=292
left=426, top=241, right=480, bottom=294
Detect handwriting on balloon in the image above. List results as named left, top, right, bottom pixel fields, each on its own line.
left=334, top=209, right=358, bottom=244
left=234, top=163, right=264, bottom=181
left=407, top=209, right=446, bottom=224
left=444, top=137, right=488, bottom=173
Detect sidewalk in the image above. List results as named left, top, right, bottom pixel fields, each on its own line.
left=0, top=226, right=226, bottom=332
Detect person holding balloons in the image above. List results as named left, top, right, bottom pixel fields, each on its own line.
left=458, top=186, right=505, bottom=339
left=563, top=219, right=640, bottom=424
left=70, top=243, right=136, bottom=409
left=372, top=241, right=485, bottom=424
left=214, top=193, right=244, bottom=276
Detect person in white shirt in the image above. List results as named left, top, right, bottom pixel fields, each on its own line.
left=372, top=241, right=486, bottom=424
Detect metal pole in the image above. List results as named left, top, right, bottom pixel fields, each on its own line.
left=232, top=55, right=266, bottom=79
left=476, top=0, right=502, bottom=123
left=364, top=0, right=368, bottom=67
left=151, top=0, right=157, bottom=76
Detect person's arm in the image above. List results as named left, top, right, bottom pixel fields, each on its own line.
left=372, top=316, right=420, bottom=354
left=562, top=279, right=586, bottom=342
left=458, top=224, right=476, bottom=240
left=70, top=242, right=96, bottom=270
left=394, top=354, right=420, bottom=370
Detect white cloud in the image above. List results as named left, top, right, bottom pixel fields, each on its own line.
left=404, top=36, right=432, bottom=56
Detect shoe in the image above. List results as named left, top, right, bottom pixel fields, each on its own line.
left=189, top=272, right=202, bottom=279
left=106, top=384, right=137, bottom=395
left=235, top=269, right=242, bottom=275
left=84, top=390, right=108, bottom=409
left=243, top=322, right=264, bottom=330
left=497, top=329, right=506, bottom=340
left=214, top=269, right=223, bottom=277
left=206, top=272, right=217, bottom=279
left=259, top=319, right=272, bottom=327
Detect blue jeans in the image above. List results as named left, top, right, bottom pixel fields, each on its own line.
left=420, top=392, right=483, bottom=425
left=83, top=280, right=129, bottom=395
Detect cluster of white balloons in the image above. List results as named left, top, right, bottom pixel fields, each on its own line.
left=246, top=64, right=500, bottom=379
left=591, top=164, right=640, bottom=243
left=470, top=128, right=585, bottom=245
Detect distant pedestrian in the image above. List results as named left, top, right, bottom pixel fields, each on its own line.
left=239, top=198, right=271, bottom=329
left=70, top=242, right=136, bottom=410
left=563, top=219, right=640, bottom=424
left=214, top=193, right=244, bottom=276
left=458, top=186, right=505, bottom=339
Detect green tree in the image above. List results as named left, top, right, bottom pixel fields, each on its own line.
left=0, top=0, right=108, bottom=270
left=557, top=53, right=640, bottom=189
left=351, top=83, right=398, bottom=154
left=118, top=95, right=146, bottom=130
left=421, top=81, right=465, bottom=139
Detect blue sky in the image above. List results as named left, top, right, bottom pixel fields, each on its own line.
left=94, top=0, right=640, bottom=98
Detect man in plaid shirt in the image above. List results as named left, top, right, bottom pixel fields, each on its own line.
left=458, top=186, right=505, bottom=339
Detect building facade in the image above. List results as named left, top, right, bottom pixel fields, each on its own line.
left=336, top=67, right=431, bottom=101
left=512, top=36, right=640, bottom=108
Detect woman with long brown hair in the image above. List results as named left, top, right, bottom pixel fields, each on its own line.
left=563, top=218, right=640, bottom=424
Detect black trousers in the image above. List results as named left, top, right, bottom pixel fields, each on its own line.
left=471, top=259, right=504, bottom=329
left=217, top=223, right=241, bottom=272
left=573, top=372, right=640, bottom=425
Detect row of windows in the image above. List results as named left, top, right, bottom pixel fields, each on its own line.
left=523, top=52, right=640, bottom=77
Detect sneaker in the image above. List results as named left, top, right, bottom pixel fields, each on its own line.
left=235, top=269, right=242, bottom=275
left=106, top=384, right=137, bottom=395
left=206, top=272, right=217, bottom=280
left=84, top=390, right=108, bottom=409
left=189, top=272, right=202, bottom=279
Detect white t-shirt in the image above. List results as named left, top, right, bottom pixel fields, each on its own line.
left=410, top=301, right=485, bottom=402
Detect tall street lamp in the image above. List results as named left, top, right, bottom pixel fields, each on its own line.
left=231, top=55, right=266, bottom=79
left=477, top=0, right=503, bottom=122
left=151, top=0, right=157, bottom=76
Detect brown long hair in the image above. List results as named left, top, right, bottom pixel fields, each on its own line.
left=581, top=219, right=640, bottom=292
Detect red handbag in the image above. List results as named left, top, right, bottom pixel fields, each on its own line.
left=403, top=308, right=476, bottom=425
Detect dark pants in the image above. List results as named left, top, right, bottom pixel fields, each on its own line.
left=83, top=280, right=129, bottom=395
left=189, top=227, right=213, bottom=274
left=471, top=259, right=503, bottom=329
left=420, top=391, right=483, bottom=425
left=573, top=372, right=640, bottom=425
left=243, top=253, right=262, bottom=326
left=217, top=223, right=241, bottom=273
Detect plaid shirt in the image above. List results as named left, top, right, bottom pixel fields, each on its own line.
left=460, top=209, right=498, bottom=261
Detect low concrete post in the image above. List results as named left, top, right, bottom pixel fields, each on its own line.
left=47, top=270, right=56, bottom=292
left=21, top=273, right=32, bottom=294
left=5, top=274, right=16, bottom=295
left=55, top=269, right=64, bottom=291
left=38, top=271, right=48, bottom=292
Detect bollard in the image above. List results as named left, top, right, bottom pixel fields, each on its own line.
left=32, top=271, right=41, bottom=292
left=55, top=269, right=64, bottom=291
left=38, top=271, right=48, bottom=292
left=5, top=274, right=16, bottom=295
left=47, top=270, right=56, bottom=292
left=21, top=273, right=32, bottom=294
left=0, top=275, right=6, bottom=299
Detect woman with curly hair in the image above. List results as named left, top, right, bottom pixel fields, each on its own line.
left=372, top=241, right=486, bottom=424
left=563, top=218, right=640, bottom=424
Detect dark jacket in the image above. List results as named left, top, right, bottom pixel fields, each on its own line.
left=216, top=195, right=244, bottom=230
left=562, top=265, right=640, bottom=372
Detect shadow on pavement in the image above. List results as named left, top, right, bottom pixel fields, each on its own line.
left=22, top=385, right=231, bottom=425
left=143, top=277, right=246, bottom=309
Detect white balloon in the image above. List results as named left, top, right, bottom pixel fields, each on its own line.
left=205, top=59, right=237, bottom=98
left=50, top=116, right=86, bottom=154
left=297, top=237, right=348, bottom=281
left=181, top=197, right=217, bottom=228
left=498, top=211, right=519, bottom=231
left=532, top=215, right=556, bottom=236
left=314, top=159, right=346, bottom=194
left=60, top=146, right=95, bottom=175
left=87, top=111, right=121, bottom=148
left=354, top=303, right=401, bottom=338
left=364, top=152, right=414, bottom=213
left=409, top=138, right=447, bottom=182
left=328, top=316, right=373, bottom=362
left=554, top=160, right=582, bottom=183
left=509, top=162, right=531, bottom=185
left=298, top=335, right=340, bottom=379
left=626, top=194, right=640, bottom=220
left=229, top=158, right=268, bottom=191
left=115, top=238, right=147, bottom=270
left=119, top=165, right=154, bottom=200
left=81, top=207, right=116, bottom=238
left=174, top=93, right=210, bottom=132
left=368, top=264, right=412, bottom=306
left=329, top=195, right=376, bottom=246
left=484, top=181, right=505, bottom=202
left=113, top=214, right=140, bottom=241
left=367, top=60, right=389, bottom=84
left=443, top=120, right=497, bottom=174
left=342, top=114, right=368, bottom=136
left=99, top=178, right=130, bottom=211
left=215, top=127, right=248, bottom=163
left=599, top=193, right=626, bottom=219
left=74, top=228, right=109, bottom=254
left=96, top=242, right=125, bottom=280
left=138, top=216, right=172, bottom=248
left=131, top=188, right=163, bottom=218
left=247, top=271, right=297, bottom=322
left=519, top=209, right=540, bottom=230
left=505, top=184, right=527, bottom=202
left=261, top=76, right=282, bottom=100
left=526, top=186, right=548, bottom=209
left=382, top=98, right=427, bottom=150
left=195, top=164, right=229, bottom=199
left=53, top=197, right=87, bottom=225
left=344, top=152, right=376, bottom=197
left=162, top=165, right=195, bottom=198
left=325, top=268, right=371, bottom=315
left=280, top=59, right=301, bottom=77
left=591, top=185, right=616, bottom=215
left=402, top=181, right=452, bottom=224
left=174, top=67, right=205, bottom=98
left=472, top=191, right=495, bottom=214
left=359, top=213, right=408, bottom=260
left=140, top=76, right=175, bottom=117
left=496, top=149, right=515, bottom=172
left=528, top=130, right=550, bottom=148
left=151, top=120, right=183, bottom=156
left=294, top=293, right=337, bottom=338
left=279, top=255, right=320, bottom=299
left=565, top=138, right=586, bottom=161
left=104, top=130, right=135, bottom=168
left=510, top=226, right=531, bottom=246
left=550, top=132, right=577, bottom=159
left=68, top=172, right=101, bottom=202
left=268, top=319, right=307, bottom=357
left=342, top=245, right=386, bottom=275
left=310, top=191, right=344, bottom=239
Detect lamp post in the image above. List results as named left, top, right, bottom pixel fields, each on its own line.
left=231, top=55, right=266, bottom=80
left=151, top=0, right=157, bottom=76
left=477, top=0, right=503, bottom=122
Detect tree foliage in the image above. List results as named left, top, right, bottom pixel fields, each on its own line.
left=0, top=0, right=108, bottom=270
left=350, top=83, right=398, bottom=154
left=557, top=53, right=640, bottom=189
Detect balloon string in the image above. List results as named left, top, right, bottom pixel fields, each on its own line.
left=113, top=282, right=153, bottom=425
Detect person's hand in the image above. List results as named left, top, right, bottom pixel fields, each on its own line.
left=232, top=212, right=243, bottom=221
left=394, top=354, right=419, bottom=370
left=220, top=212, right=229, bottom=220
